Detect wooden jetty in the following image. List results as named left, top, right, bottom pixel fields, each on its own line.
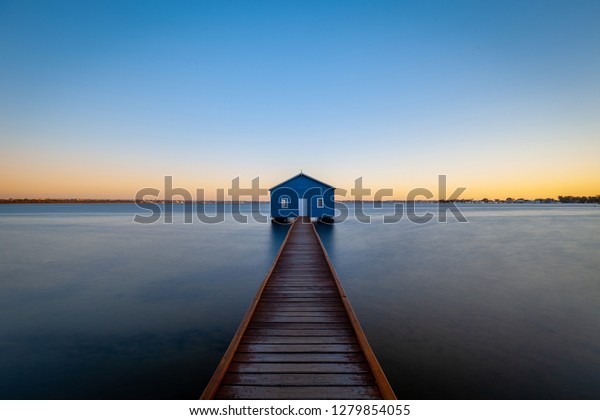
left=201, top=217, right=395, bottom=400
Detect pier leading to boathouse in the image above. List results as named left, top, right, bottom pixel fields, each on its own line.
left=200, top=216, right=395, bottom=400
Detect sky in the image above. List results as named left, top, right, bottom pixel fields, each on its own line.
left=1, top=0, right=599, bottom=200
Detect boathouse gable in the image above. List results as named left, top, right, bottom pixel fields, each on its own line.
left=269, top=173, right=335, bottom=222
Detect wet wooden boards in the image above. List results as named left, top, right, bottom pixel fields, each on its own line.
left=200, top=217, right=395, bottom=400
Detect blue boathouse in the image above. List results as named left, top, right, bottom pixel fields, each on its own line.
left=269, top=173, right=335, bottom=223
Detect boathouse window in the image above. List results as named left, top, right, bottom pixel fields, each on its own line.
left=280, top=197, right=289, bottom=208
left=317, top=197, right=324, bottom=208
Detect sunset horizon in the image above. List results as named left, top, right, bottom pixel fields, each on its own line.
left=1, top=169, right=598, bottom=201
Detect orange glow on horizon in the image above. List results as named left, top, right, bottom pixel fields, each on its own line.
left=1, top=170, right=598, bottom=201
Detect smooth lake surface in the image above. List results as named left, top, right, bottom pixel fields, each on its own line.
left=0, top=203, right=599, bottom=399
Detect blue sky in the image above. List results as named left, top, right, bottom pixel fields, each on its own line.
left=1, top=0, right=599, bottom=198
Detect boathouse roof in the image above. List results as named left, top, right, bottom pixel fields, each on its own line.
left=269, top=172, right=335, bottom=191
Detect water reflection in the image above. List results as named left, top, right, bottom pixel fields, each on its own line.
left=314, top=222, right=335, bottom=253
left=269, top=222, right=290, bottom=255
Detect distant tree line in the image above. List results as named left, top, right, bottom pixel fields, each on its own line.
left=0, top=198, right=135, bottom=204
left=557, top=195, right=600, bottom=204
left=1, top=195, right=599, bottom=204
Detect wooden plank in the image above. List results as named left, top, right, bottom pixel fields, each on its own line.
left=265, top=286, right=341, bottom=292
left=258, top=298, right=342, bottom=303
left=258, top=301, right=345, bottom=306
left=253, top=311, right=347, bottom=317
left=244, top=328, right=355, bottom=337
left=273, top=275, right=330, bottom=278
left=256, top=306, right=345, bottom=312
left=260, top=292, right=338, bottom=297
left=215, top=385, right=382, bottom=400
left=247, top=322, right=352, bottom=330
left=256, top=305, right=346, bottom=312
left=250, top=315, right=350, bottom=323
left=232, top=352, right=367, bottom=363
left=242, top=335, right=358, bottom=344
left=264, top=286, right=338, bottom=290
left=263, top=291, right=338, bottom=294
left=265, top=283, right=334, bottom=287
left=271, top=273, right=331, bottom=277
left=261, top=292, right=339, bottom=297
left=222, top=373, right=375, bottom=386
left=236, top=343, right=361, bottom=353
left=228, top=362, right=370, bottom=374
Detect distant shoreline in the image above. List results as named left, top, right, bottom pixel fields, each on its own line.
left=1, top=197, right=598, bottom=205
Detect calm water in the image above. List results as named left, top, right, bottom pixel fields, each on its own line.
left=0, top=203, right=599, bottom=399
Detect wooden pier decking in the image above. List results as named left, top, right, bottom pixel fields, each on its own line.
left=200, top=217, right=395, bottom=400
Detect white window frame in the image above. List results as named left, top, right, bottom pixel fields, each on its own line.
left=317, top=197, right=324, bottom=208
left=280, top=196, right=289, bottom=209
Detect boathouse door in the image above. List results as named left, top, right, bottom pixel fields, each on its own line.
left=298, top=198, right=308, bottom=216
